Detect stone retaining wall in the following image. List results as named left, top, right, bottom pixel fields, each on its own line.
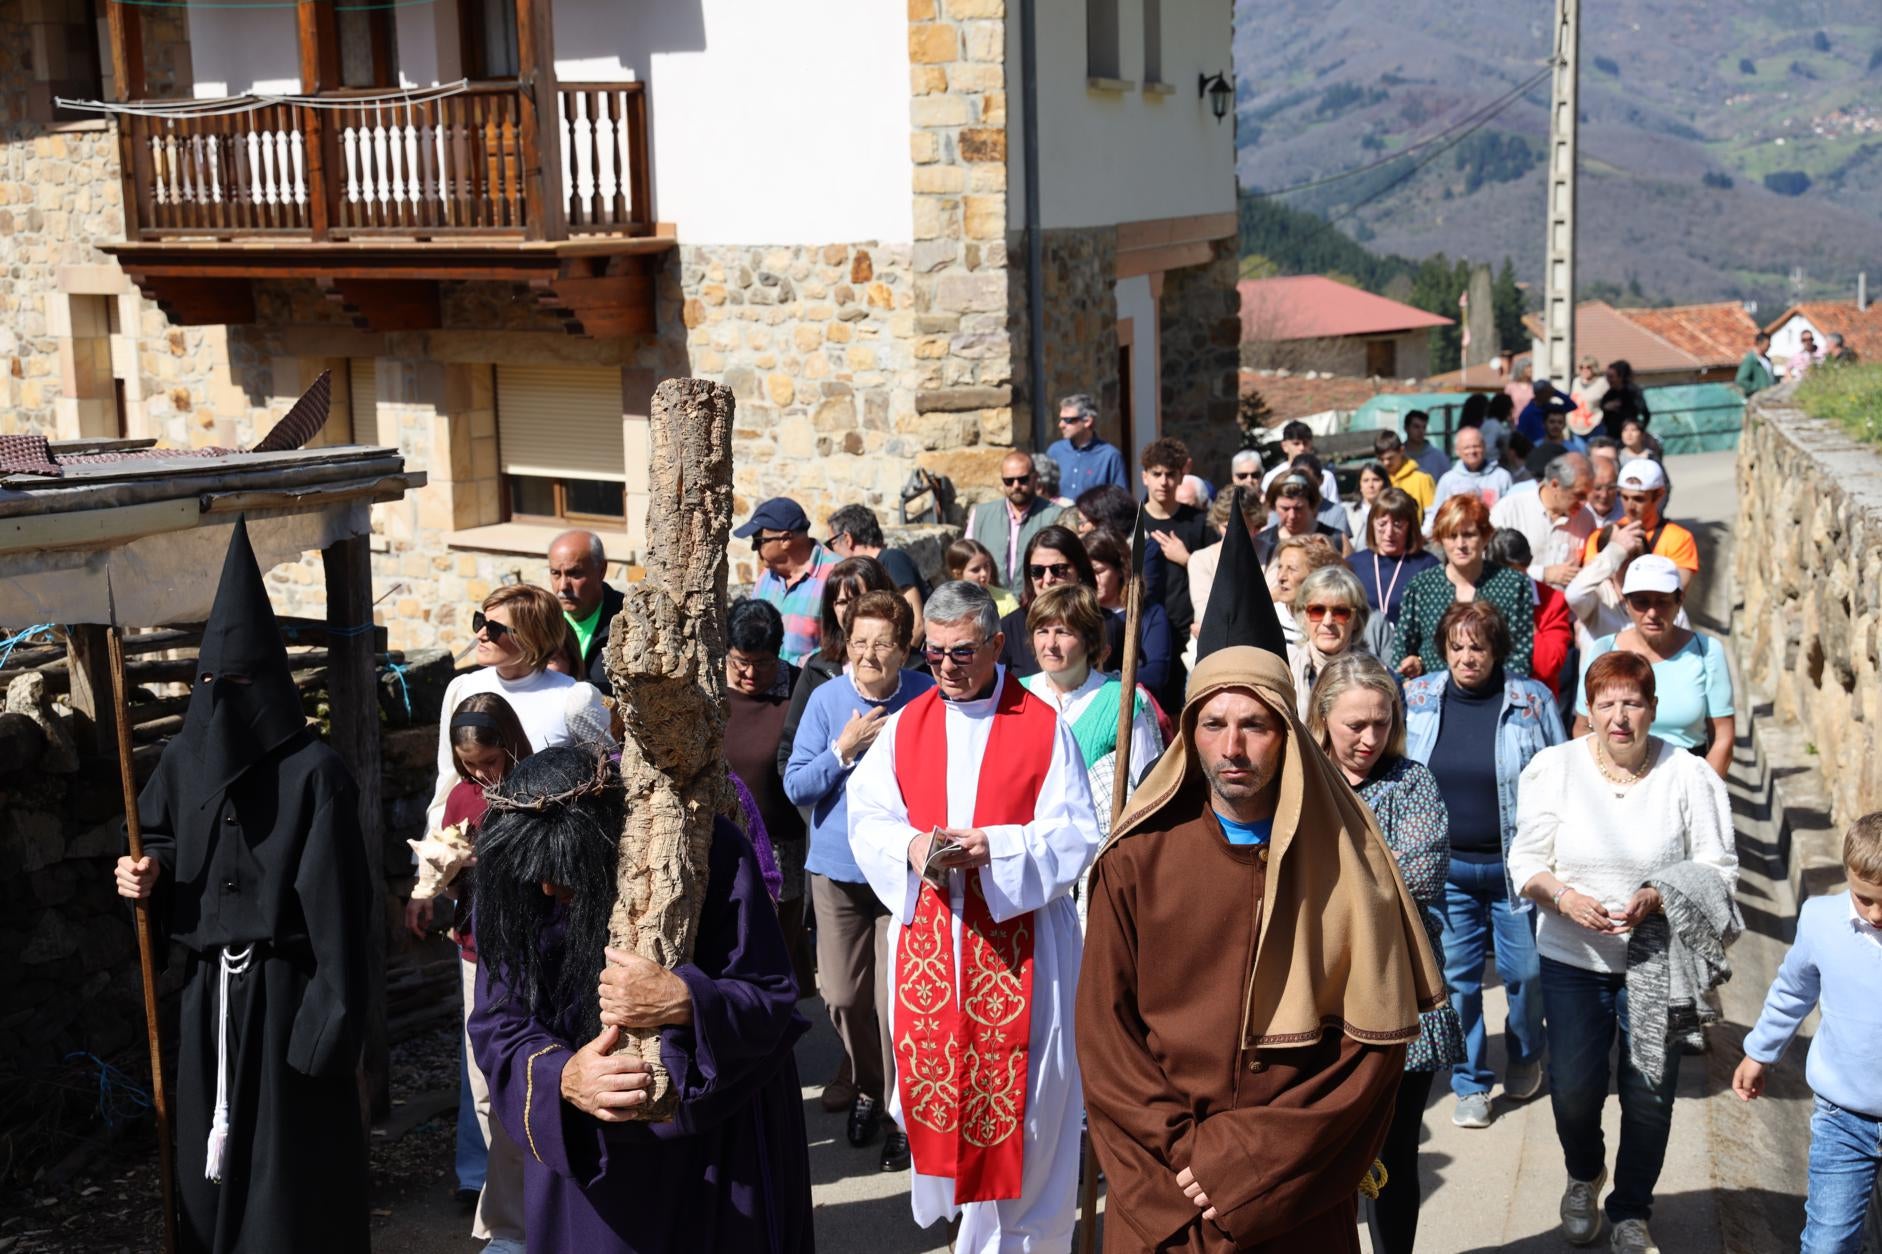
left=1734, top=393, right=1882, bottom=832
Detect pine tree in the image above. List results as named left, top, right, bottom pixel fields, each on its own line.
left=1237, top=387, right=1275, bottom=449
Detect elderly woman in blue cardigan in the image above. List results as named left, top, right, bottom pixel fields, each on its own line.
left=1404, top=598, right=1564, bottom=1133
left=781, top=589, right=934, bottom=1173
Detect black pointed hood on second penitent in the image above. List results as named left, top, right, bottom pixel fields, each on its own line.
left=1194, top=487, right=1288, bottom=662
left=179, top=516, right=309, bottom=798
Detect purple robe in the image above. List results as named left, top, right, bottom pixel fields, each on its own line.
left=468, top=817, right=813, bottom=1253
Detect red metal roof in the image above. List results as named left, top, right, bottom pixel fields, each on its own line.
left=1239, top=275, right=1454, bottom=343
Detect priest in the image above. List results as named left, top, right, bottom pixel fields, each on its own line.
left=467, top=746, right=813, bottom=1252
left=1075, top=493, right=1445, bottom=1253
left=847, top=579, right=1101, bottom=1253
left=112, top=517, right=372, bottom=1254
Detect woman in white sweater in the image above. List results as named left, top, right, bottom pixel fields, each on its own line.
left=1506, top=650, right=1736, bottom=1254
left=426, top=584, right=608, bottom=833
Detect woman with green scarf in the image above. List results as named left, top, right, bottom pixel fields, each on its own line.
left=1020, top=585, right=1164, bottom=926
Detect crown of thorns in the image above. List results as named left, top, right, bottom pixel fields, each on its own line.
left=482, top=746, right=617, bottom=814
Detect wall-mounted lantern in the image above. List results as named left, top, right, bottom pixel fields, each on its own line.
left=1199, top=72, right=1233, bottom=123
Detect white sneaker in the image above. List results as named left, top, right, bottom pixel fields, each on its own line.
left=1609, top=1218, right=1659, bottom=1253
left=1560, top=1167, right=1607, bottom=1245
left=1451, top=1092, right=1493, bottom=1128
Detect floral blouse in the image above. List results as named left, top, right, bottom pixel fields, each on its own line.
left=1390, top=562, right=1536, bottom=679
left=1356, top=755, right=1466, bottom=1073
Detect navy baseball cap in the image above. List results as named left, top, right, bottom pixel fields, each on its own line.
left=733, top=496, right=812, bottom=539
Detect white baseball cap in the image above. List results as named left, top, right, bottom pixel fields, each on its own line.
left=1621, top=554, right=1681, bottom=596
left=1617, top=459, right=1666, bottom=492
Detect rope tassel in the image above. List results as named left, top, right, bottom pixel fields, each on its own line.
left=205, top=944, right=255, bottom=1183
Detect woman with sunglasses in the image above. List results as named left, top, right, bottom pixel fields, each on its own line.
left=996, top=525, right=1125, bottom=677
left=1287, top=565, right=1379, bottom=720
left=1571, top=555, right=1733, bottom=779
left=425, top=584, right=608, bottom=839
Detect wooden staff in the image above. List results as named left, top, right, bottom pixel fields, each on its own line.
left=106, top=626, right=178, bottom=1254
left=1076, top=566, right=1145, bottom=1253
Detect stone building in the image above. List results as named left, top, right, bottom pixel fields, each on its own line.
left=2, top=0, right=1239, bottom=651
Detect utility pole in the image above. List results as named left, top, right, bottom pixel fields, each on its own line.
left=1542, top=0, right=1579, bottom=382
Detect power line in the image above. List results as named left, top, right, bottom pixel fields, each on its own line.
left=1321, top=67, right=1555, bottom=226
left=1244, top=65, right=1553, bottom=201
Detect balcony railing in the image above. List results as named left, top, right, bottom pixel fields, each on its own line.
left=119, top=81, right=650, bottom=241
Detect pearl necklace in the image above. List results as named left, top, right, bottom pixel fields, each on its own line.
left=1592, top=738, right=1648, bottom=789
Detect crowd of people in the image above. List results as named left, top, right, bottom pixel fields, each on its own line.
left=104, top=386, right=1881, bottom=1254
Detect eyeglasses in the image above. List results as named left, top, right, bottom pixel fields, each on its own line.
left=1231, top=470, right=1259, bottom=482
left=1001, top=476, right=1033, bottom=487
left=750, top=532, right=793, bottom=551
left=471, top=611, right=511, bottom=642
left=923, top=642, right=985, bottom=666
left=1028, top=562, right=1073, bottom=581
left=1058, top=415, right=1086, bottom=425
left=1303, top=604, right=1355, bottom=624
left=848, top=640, right=901, bottom=658
left=1624, top=593, right=1676, bottom=612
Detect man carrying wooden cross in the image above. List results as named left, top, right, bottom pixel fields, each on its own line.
left=848, top=579, right=1103, bottom=1253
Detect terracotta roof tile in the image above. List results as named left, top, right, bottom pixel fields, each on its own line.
left=1619, top=303, right=1759, bottom=369
left=1239, top=275, right=1453, bottom=342
left=1238, top=371, right=1423, bottom=423
left=1763, top=302, right=1882, bottom=359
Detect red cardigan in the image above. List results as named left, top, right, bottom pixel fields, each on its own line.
left=1532, top=580, right=1574, bottom=698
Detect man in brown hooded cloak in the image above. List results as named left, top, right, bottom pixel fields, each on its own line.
left=1074, top=492, right=1445, bottom=1253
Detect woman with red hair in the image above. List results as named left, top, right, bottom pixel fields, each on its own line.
left=1391, top=493, right=1536, bottom=680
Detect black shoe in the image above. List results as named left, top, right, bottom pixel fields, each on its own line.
left=880, top=1130, right=910, bottom=1172
left=453, top=1187, right=480, bottom=1213
left=847, top=1096, right=881, bottom=1147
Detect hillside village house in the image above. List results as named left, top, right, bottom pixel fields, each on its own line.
left=2, top=0, right=1239, bottom=651
left=1763, top=300, right=1882, bottom=373
left=1238, top=274, right=1452, bottom=379
left=1520, top=301, right=1760, bottom=388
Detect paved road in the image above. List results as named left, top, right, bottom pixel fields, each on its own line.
left=378, top=451, right=1822, bottom=1252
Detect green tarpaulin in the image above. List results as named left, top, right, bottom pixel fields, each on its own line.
left=1348, top=384, right=1746, bottom=456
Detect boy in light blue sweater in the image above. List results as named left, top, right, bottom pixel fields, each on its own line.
left=1734, top=813, right=1882, bottom=1254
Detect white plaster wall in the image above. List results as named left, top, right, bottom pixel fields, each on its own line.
left=555, top=0, right=914, bottom=244
left=1766, top=313, right=1823, bottom=375
left=396, top=0, right=462, bottom=87
left=188, top=7, right=301, bottom=97
left=1006, top=0, right=1236, bottom=230
left=1115, top=273, right=1160, bottom=461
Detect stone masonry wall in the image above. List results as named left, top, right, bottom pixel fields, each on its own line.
left=1159, top=236, right=1243, bottom=482
left=1012, top=225, right=1121, bottom=452
left=1734, top=395, right=1882, bottom=828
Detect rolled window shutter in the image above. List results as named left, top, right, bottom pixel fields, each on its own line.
left=349, top=359, right=378, bottom=447
left=495, top=365, right=625, bottom=482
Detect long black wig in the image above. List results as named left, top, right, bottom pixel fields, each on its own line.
left=472, top=745, right=623, bottom=1042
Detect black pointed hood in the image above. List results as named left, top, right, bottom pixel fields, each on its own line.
left=179, top=517, right=308, bottom=798
left=1195, top=488, right=1289, bottom=662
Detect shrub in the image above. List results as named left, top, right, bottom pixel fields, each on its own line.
left=1796, top=363, right=1882, bottom=444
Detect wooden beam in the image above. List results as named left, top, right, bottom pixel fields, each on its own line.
left=296, top=1, right=340, bottom=240
left=125, top=274, right=257, bottom=327
left=513, top=0, right=566, bottom=241
left=105, top=2, right=147, bottom=102
left=296, top=0, right=340, bottom=92
left=107, top=1, right=149, bottom=237
left=317, top=279, right=442, bottom=332
left=65, top=626, right=117, bottom=759
left=323, top=535, right=390, bottom=1120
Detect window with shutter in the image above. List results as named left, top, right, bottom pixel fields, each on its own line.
left=348, top=359, right=379, bottom=448
left=495, top=364, right=626, bottom=524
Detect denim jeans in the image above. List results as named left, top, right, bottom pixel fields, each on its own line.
left=1441, top=854, right=1544, bottom=1098
left=1541, top=957, right=1679, bottom=1223
left=1802, top=1096, right=1882, bottom=1253
left=454, top=1043, right=487, bottom=1191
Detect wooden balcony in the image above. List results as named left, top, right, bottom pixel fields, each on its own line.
left=102, top=81, right=671, bottom=338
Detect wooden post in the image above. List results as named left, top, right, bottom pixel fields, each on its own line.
left=322, top=534, right=389, bottom=1117
left=297, top=0, right=341, bottom=239
left=603, top=378, right=736, bottom=1120
left=106, top=628, right=178, bottom=1254
left=513, top=0, right=567, bottom=241
left=65, top=625, right=118, bottom=760
left=107, top=1, right=148, bottom=238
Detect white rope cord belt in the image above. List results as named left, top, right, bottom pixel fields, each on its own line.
left=205, top=944, right=255, bottom=1183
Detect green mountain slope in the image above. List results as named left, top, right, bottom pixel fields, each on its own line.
left=1233, top=0, right=1882, bottom=312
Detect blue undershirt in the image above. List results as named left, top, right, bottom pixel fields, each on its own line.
left=1217, top=814, right=1274, bottom=847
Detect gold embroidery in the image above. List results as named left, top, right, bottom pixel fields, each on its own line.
left=523, top=1043, right=568, bottom=1165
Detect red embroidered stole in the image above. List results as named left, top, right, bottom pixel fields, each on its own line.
left=892, top=674, right=1058, bottom=1203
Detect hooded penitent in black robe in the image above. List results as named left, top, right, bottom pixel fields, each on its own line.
left=134, top=518, right=371, bottom=1254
